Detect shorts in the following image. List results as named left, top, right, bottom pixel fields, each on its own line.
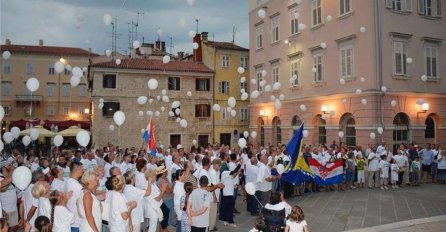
left=422, top=164, right=432, bottom=172
left=7, top=210, right=19, bottom=227
left=346, top=170, right=355, bottom=182
left=357, top=170, right=365, bottom=183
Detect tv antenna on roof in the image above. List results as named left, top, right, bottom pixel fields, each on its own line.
left=195, top=19, right=199, bottom=33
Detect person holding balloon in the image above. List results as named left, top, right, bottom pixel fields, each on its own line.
left=0, top=164, right=19, bottom=232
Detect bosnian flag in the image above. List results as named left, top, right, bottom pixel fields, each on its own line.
left=308, top=158, right=344, bottom=185
left=143, top=117, right=156, bottom=156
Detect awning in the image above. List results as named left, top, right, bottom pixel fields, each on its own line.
left=57, top=126, right=90, bottom=137
left=20, top=125, right=55, bottom=137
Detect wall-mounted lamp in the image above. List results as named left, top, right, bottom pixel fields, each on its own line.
left=321, top=105, right=328, bottom=114
left=259, top=109, right=265, bottom=117
left=417, top=103, right=429, bottom=118
left=84, top=108, right=90, bottom=115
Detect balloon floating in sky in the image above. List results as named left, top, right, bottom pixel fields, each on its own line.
left=103, top=14, right=112, bottom=26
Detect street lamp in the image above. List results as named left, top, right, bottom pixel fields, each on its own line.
left=321, top=105, right=328, bottom=114
left=417, top=103, right=429, bottom=118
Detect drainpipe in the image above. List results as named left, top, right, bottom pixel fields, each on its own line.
left=212, top=47, right=217, bottom=144
left=375, top=0, right=384, bottom=142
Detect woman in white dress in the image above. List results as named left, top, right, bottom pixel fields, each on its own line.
left=144, top=167, right=168, bottom=232
left=79, top=170, right=102, bottom=232
left=123, top=170, right=152, bottom=232
left=109, top=175, right=137, bottom=232
left=31, top=181, right=52, bottom=219
left=49, top=190, right=74, bottom=232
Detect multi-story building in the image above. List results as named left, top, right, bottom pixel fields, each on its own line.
left=249, top=0, right=445, bottom=150
left=88, top=57, right=214, bottom=149
left=197, top=32, right=250, bottom=146
left=0, top=39, right=97, bottom=132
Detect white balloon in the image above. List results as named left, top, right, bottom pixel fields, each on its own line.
left=141, top=129, right=145, bottom=134
left=259, top=80, right=266, bottom=87
left=240, top=77, right=246, bottom=83
left=275, top=99, right=282, bottom=109
left=160, top=106, right=166, bottom=112
left=243, top=131, right=249, bottom=138
left=245, top=182, right=256, bottom=195
left=115, top=59, right=122, bottom=65
left=298, top=23, right=307, bottom=30
left=187, top=0, right=195, bottom=6
left=251, top=78, right=257, bottom=85
left=381, top=86, right=387, bottom=92
left=299, top=104, right=307, bottom=112
left=179, top=19, right=186, bottom=28
left=250, top=90, right=260, bottom=99
left=321, top=114, right=327, bottom=120
left=162, top=95, right=170, bottom=103
left=329, top=110, right=335, bottom=117
left=54, top=61, right=65, bottom=74
left=149, top=98, right=154, bottom=103
left=186, top=91, right=192, bottom=97
left=338, top=131, right=344, bottom=138
left=99, top=98, right=104, bottom=103
left=192, top=42, right=199, bottom=50
left=22, top=136, right=31, bottom=147
left=303, top=130, right=309, bottom=138
left=26, top=78, right=39, bottom=92
left=421, top=75, right=427, bottom=82
left=156, top=96, right=161, bottom=101
left=228, top=97, right=236, bottom=108
left=370, top=132, right=376, bottom=140
left=98, top=103, right=104, bottom=109
left=360, top=77, right=365, bottom=82
left=175, top=108, right=181, bottom=115
left=155, top=111, right=160, bottom=117
left=148, top=79, right=159, bottom=90
left=273, top=82, right=281, bottom=90
left=237, top=67, right=245, bottom=74
left=340, top=78, right=346, bottom=85
left=188, top=30, right=196, bottom=38
left=0, top=140, right=3, bottom=152
left=356, top=89, right=362, bottom=95
left=312, top=67, right=317, bottom=73
left=241, top=92, right=249, bottom=101
left=231, top=110, right=237, bottom=117
left=76, top=130, right=90, bottom=147
left=109, top=125, right=115, bottom=131
left=320, top=42, right=327, bottom=49
left=138, top=111, right=144, bottom=117
left=361, top=99, right=368, bottom=105
left=276, top=164, right=285, bottom=175
left=360, top=26, right=366, bottom=33
left=157, top=28, right=163, bottom=36
left=279, top=94, right=285, bottom=100
left=238, top=138, right=247, bottom=148
left=294, top=12, right=300, bottom=18
left=176, top=118, right=181, bottom=123
left=270, top=95, right=276, bottom=101
left=180, top=119, right=188, bottom=128
left=133, top=40, right=141, bottom=49
left=82, top=67, right=87, bottom=72
left=226, top=107, right=232, bottom=113
left=327, top=15, right=333, bottom=21
left=12, top=166, right=32, bottom=190
left=137, top=96, right=148, bottom=105
left=261, top=70, right=267, bottom=77
left=147, top=111, right=154, bottom=116
left=2, top=51, right=11, bottom=60
left=264, top=85, right=272, bottom=92
left=342, top=98, right=347, bottom=104
left=3, top=132, right=13, bottom=143
left=103, top=13, right=112, bottom=26
left=406, top=58, right=413, bottom=64
left=105, top=49, right=112, bottom=57
left=251, top=131, right=257, bottom=139
left=172, top=101, right=181, bottom=108
left=30, top=128, right=39, bottom=141
left=72, top=67, right=83, bottom=78
left=168, top=111, right=175, bottom=117
left=391, top=100, right=397, bottom=107
left=257, top=9, right=266, bottom=19
left=163, top=55, right=170, bottom=64
left=377, top=127, right=384, bottom=135
left=53, top=135, right=63, bottom=147
left=70, top=76, right=81, bottom=87
left=65, top=65, right=72, bottom=71
left=113, top=111, right=126, bottom=126
left=212, top=104, right=221, bottom=111
left=11, top=127, right=20, bottom=139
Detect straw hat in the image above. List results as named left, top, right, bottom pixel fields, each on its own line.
left=156, top=165, right=168, bottom=175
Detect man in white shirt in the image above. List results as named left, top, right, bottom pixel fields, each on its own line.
left=367, top=146, right=380, bottom=188
left=246, top=153, right=260, bottom=215
left=189, top=176, right=212, bottom=232
left=81, top=152, right=97, bottom=170
left=209, top=159, right=222, bottom=231
left=65, top=160, right=84, bottom=232
left=119, top=153, right=133, bottom=174
left=0, top=165, right=19, bottom=230
left=169, top=153, right=182, bottom=183
left=256, top=152, right=278, bottom=208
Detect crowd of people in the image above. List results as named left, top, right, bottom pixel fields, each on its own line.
left=0, top=140, right=445, bottom=232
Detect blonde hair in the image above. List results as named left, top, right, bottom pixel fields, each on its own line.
left=31, top=181, right=48, bottom=198
left=111, top=175, right=125, bottom=191
left=124, top=170, right=135, bottom=185
left=145, top=169, right=156, bottom=179
left=80, top=170, right=98, bottom=188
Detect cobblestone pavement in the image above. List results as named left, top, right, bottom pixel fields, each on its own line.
left=206, top=184, right=446, bottom=232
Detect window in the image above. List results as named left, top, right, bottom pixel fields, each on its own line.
left=312, top=0, right=322, bottom=26
left=340, top=44, right=354, bottom=79
left=419, top=0, right=442, bottom=17
left=425, top=116, right=435, bottom=138
left=197, top=135, right=209, bottom=148
left=221, top=110, right=229, bottom=121
left=64, top=68, right=71, bottom=75
left=313, top=52, right=324, bottom=82
left=289, top=7, right=299, bottom=35
left=3, top=106, right=10, bottom=116
left=79, top=107, right=87, bottom=115
left=291, top=115, right=303, bottom=134
left=78, top=84, right=87, bottom=97
left=240, top=108, right=248, bottom=121
left=24, top=106, right=33, bottom=117
left=272, top=117, right=282, bottom=145
left=102, top=102, right=120, bottom=117
left=393, top=40, right=408, bottom=75
left=256, top=26, right=264, bottom=49
left=425, top=45, right=439, bottom=78
left=63, top=107, right=69, bottom=115
left=47, top=106, right=55, bottom=116
left=240, top=56, right=249, bottom=69
left=195, top=104, right=211, bottom=117
left=168, top=77, right=181, bottom=90
left=392, top=113, right=410, bottom=153
left=291, top=59, right=300, bottom=86
left=240, top=82, right=248, bottom=93
left=47, top=83, right=56, bottom=97
left=271, top=16, right=280, bottom=43
left=2, top=82, right=11, bottom=96
left=62, top=84, right=71, bottom=97
left=26, top=63, right=33, bottom=75
left=169, top=134, right=181, bottom=149
left=103, top=74, right=116, bottom=89
left=340, top=0, right=352, bottom=15
left=256, top=68, right=264, bottom=91
left=171, top=106, right=181, bottom=117
left=341, top=114, right=356, bottom=147
left=3, top=63, right=11, bottom=74
left=48, top=65, right=55, bottom=75
left=222, top=55, right=230, bottom=68
left=317, top=116, right=327, bottom=145
left=196, top=78, right=210, bottom=91
left=272, top=63, right=280, bottom=83
left=219, top=81, right=229, bottom=94
left=391, top=0, right=403, bottom=10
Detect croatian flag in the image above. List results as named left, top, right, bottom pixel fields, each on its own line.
left=308, top=158, right=344, bottom=185
left=143, top=117, right=156, bottom=156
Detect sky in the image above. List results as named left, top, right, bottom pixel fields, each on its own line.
left=0, top=0, right=249, bottom=56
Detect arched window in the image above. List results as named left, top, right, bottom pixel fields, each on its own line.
left=340, top=113, right=356, bottom=147
left=291, top=115, right=303, bottom=134
left=425, top=116, right=435, bottom=139
left=257, top=117, right=265, bottom=146
left=393, top=113, right=410, bottom=153
left=313, top=115, right=326, bottom=145
left=272, top=117, right=282, bottom=145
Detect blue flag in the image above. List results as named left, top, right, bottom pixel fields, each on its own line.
left=281, top=124, right=314, bottom=185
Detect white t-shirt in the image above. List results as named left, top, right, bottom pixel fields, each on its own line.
left=173, top=181, right=185, bottom=220
left=23, top=184, right=38, bottom=230
left=147, top=163, right=158, bottom=171
left=51, top=178, right=65, bottom=192
left=0, top=176, right=17, bottom=213
left=209, top=167, right=221, bottom=201
left=109, top=191, right=129, bottom=232
left=190, top=188, right=211, bottom=228
left=37, top=197, right=51, bottom=219
left=53, top=205, right=75, bottom=232
left=119, top=162, right=133, bottom=174
left=135, top=171, right=148, bottom=190
left=378, top=160, right=390, bottom=178
left=193, top=168, right=210, bottom=183
left=169, top=163, right=182, bottom=183
left=368, top=152, right=380, bottom=171
left=148, top=183, right=163, bottom=208
left=256, top=163, right=272, bottom=192
left=395, top=154, right=408, bottom=168
left=165, top=155, right=173, bottom=170
left=246, top=162, right=259, bottom=184
left=81, top=159, right=97, bottom=170
left=65, top=177, right=83, bottom=227
left=286, top=219, right=308, bottom=232
left=264, top=202, right=292, bottom=217
left=221, top=170, right=237, bottom=196
left=123, top=185, right=145, bottom=224
left=104, top=162, right=114, bottom=178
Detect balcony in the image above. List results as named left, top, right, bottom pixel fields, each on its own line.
left=15, top=95, right=43, bottom=102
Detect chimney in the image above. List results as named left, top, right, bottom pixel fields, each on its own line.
left=193, top=34, right=202, bottom=62
left=5, top=38, right=11, bottom=45
left=202, top=32, right=208, bottom=43
left=161, top=41, right=166, bottom=52
left=177, top=52, right=184, bottom=60
left=155, top=40, right=161, bottom=50
left=39, top=39, right=44, bottom=47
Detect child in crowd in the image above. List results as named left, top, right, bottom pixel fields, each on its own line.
left=411, top=156, right=421, bottom=186
left=378, top=155, right=390, bottom=190
left=285, top=205, right=309, bottom=232
left=249, top=217, right=266, bottom=232
left=356, top=155, right=366, bottom=188
left=390, top=158, right=400, bottom=189
left=49, top=190, right=74, bottom=232
left=345, top=152, right=356, bottom=190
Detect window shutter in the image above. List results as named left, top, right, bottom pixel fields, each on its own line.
left=195, top=105, right=199, bottom=117
left=196, top=79, right=199, bottom=90
left=206, top=79, right=210, bottom=91
left=206, top=104, right=211, bottom=117
left=103, top=76, right=106, bottom=88
left=436, top=0, right=442, bottom=16
left=405, top=0, right=413, bottom=12
left=386, top=0, right=393, bottom=9
left=392, top=42, right=397, bottom=75
left=418, top=0, right=424, bottom=14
